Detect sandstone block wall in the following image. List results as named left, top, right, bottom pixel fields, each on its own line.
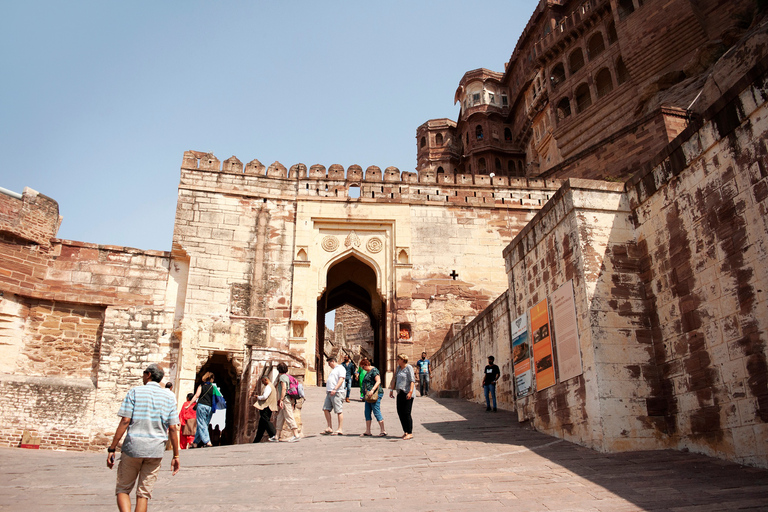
left=0, top=188, right=173, bottom=451
left=430, top=291, right=515, bottom=409
left=431, top=57, right=768, bottom=467
left=624, top=60, right=768, bottom=466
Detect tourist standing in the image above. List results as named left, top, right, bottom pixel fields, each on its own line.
left=275, top=363, right=301, bottom=442
left=483, top=356, right=500, bottom=412
left=389, top=354, right=415, bottom=440
left=416, top=352, right=431, bottom=396
left=357, top=365, right=367, bottom=401
left=178, top=393, right=196, bottom=449
left=106, top=364, right=179, bottom=512
left=322, top=356, right=346, bottom=435
left=253, top=376, right=278, bottom=443
left=359, top=358, right=386, bottom=437
left=341, top=354, right=355, bottom=403
left=186, top=372, right=215, bottom=447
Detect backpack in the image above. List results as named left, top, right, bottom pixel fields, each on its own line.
left=286, top=374, right=305, bottom=399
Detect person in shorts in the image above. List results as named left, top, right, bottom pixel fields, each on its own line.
left=321, top=356, right=347, bottom=435
left=106, top=363, right=180, bottom=511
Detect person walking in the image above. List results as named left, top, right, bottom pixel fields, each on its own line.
left=274, top=363, right=301, bottom=442
left=321, top=356, right=346, bottom=435
left=252, top=376, right=278, bottom=443
left=358, top=358, right=386, bottom=437
left=186, top=372, right=215, bottom=448
left=106, top=363, right=180, bottom=512
left=416, top=352, right=431, bottom=396
left=389, top=354, right=415, bottom=440
left=483, top=356, right=501, bottom=412
left=341, top=354, right=356, bottom=403
left=178, top=393, right=196, bottom=450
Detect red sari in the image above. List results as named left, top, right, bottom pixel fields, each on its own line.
left=179, top=400, right=197, bottom=449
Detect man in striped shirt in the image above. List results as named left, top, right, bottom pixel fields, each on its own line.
left=107, top=364, right=180, bottom=511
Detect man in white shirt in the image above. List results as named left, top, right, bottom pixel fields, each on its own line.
left=321, top=357, right=347, bottom=435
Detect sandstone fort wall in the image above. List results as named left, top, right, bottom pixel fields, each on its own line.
left=0, top=189, right=173, bottom=450
left=431, top=57, right=768, bottom=467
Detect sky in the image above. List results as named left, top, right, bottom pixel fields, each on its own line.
left=1, top=0, right=538, bottom=251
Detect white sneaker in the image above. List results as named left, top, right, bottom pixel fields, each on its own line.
left=268, top=436, right=278, bottom=442
left=287, top=435, right=301, bottom=443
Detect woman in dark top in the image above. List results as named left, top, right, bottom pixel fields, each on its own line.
left=359, top=358, right=386, bottom=437
left=186, top=371, right=215, bottom=447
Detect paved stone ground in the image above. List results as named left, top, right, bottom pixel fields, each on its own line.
left=1, top=387, right=767, bottom=511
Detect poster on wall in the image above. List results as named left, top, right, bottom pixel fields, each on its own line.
left=530, top=298, right=555, bottom=391
left=510, top=313, right=532, bottom=398
left=551, top=280, right=583, bottom=382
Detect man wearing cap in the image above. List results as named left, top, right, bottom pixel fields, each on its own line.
left=106, top=363, right=180, bottom=511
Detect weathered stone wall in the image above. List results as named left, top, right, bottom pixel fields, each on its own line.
left=430, top=291, right=515, bottom=409
left=624, top=62, right=768, bottom=466
left=543, top=108, right=689, bottom=182
left=333, top=304, right=374, bottom=361
left=0, top=187, right=59, bottom=247
left=0, top=189, right=173, bottom=450
left=0, top=375, right=99, bottom=451
left=15, top=300, right=104, bottom=380
left=432, top=57, right=768, bottom=467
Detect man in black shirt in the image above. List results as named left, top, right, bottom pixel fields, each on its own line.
left=482, top=356, right=500, bottom=412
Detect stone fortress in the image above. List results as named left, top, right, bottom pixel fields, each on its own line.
left=0, top=0, right=767, bottom=467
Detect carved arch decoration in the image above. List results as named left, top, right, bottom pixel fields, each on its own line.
left=317, top=247, right=384, bottom=300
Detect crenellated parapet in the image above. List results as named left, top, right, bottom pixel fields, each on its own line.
left=180, top=150, right=563, bottom=207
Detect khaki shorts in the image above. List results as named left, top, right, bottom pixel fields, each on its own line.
left=323, top=390, right=345, bottom=414
left=115, top=454, right=162, bottom=499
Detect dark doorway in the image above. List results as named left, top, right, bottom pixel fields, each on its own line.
left=316, top=254, right=385, bottom=385
left=195, top=353, right=240, bottom=446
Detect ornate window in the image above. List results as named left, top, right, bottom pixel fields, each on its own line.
left=504, top=127, right=512, bottom=141
left=575, top=84, right=592, bottom=113
left=556, top=97, right=572, bottom=121
left=618, top=0, right=635, bottom=19
left=569, top=48, right=585, bottom=74
left=435, top=133, right=443, bottom=146
left=475, top=125, right=484, bottom=140
left=595, top=68, right=614, bottom=98
left=587, top=33, right=605, bottom=60
left=420, top=136, right=426, bottom=148
left=550, top=63, right=566, bottom=90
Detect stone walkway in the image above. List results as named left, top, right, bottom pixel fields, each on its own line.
left=1, top=386, right=767, bottom=511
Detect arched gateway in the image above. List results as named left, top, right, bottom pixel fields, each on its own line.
left=316, top=253, right=386, bottom=384
left=169, top=155, right=545, bottom=444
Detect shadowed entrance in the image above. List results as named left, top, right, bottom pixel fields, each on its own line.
left=195, top=353, right=240, bottom=445
left=316, top=254, right=385, bottom=384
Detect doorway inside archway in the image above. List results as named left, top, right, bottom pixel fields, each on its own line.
left=316, top=254, right=386, bottom=386
left=195, top=353, right=240, bottom=446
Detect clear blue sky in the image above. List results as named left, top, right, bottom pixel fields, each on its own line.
left=1, top=1, right=538, bottom=251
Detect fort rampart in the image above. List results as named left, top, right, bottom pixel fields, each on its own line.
left=432, top=56, right=768, bottom=468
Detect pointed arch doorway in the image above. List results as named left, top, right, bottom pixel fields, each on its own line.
left=316, top=253, right=386, bottom=385
left=194, top=353, right=240, bottom=446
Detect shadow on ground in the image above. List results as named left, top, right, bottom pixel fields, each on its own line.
left=421, top=396, right=768, bottom=511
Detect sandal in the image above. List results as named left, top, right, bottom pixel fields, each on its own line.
left=360, top=433, right=372, bottom=437
left=378, top=432, right=387, bottom=437
left=321, top=429, right=333, bottom=435
left=332, top=431, right=343, bottom=436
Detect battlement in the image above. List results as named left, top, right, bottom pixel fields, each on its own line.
left=181, top=150, right=561, bottom=192
left=0, top=186, right=60, bottom=246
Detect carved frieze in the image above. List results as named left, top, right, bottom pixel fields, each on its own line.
left=322, top=236, right=339, bottom=252
left=366, top=237, right=383, bottom=253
